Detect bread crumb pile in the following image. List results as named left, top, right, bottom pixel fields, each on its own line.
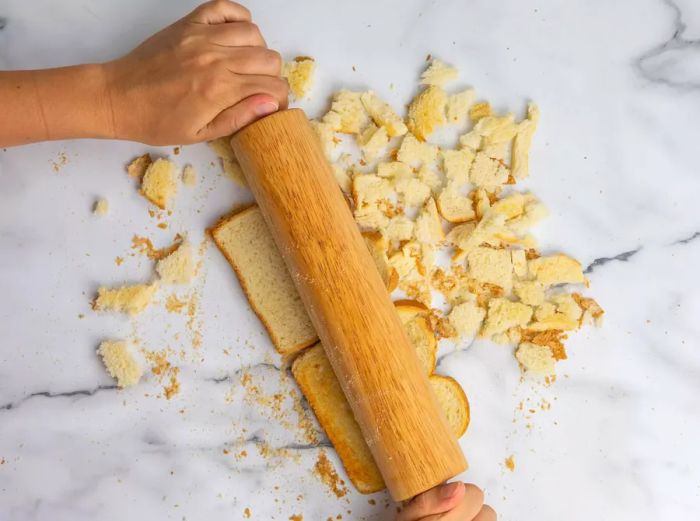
left=304, top=57, right=603, bottom=378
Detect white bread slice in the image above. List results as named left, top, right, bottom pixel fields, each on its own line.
left=210, top=206, right=318, bottom=355
left=292, top=344, right=385, bottom=494
left=292, top=343, right=470, bottom=494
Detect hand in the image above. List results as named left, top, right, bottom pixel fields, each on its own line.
left=396, top=482, right=496, bottom=521
left=103, top=0, right=288, bottom=145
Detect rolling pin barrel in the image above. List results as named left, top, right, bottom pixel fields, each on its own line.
left=231, top=109, right=467, bottom=501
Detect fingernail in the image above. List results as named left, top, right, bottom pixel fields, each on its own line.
left=255, top=101, right=278, bottom=117
left=440, top=481, right=462, bottom=499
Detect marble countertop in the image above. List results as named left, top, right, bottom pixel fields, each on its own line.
left=1, top=0, right=699, bottom=520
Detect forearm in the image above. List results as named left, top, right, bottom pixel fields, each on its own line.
left=0, top=64, right=115, bottom=147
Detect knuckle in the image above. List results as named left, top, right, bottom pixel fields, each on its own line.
left=464, top=483, right=485, bottom=505
left=267, top=49, right=283, bottom=71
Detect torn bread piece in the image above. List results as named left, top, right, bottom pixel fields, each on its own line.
left=469, top=101, right=492, bottom=122
left=182, top=164, right=196, bottom=187
left=420, top=59, right=459, bottom=86
left=441, top=148, right=475, bottom=184
left=323, top=90, right=370, bottom=134
left=377, top=161, right=412, bottom=179
left=156, top=241, right=196, bottom=284
left=512, top=102, right=540, bottom=180
left=126, top=153, right=152, bottom=179
left=360, top=91, right=408, bottom=137
left=93, top=198, right=109, bottom=216
left=98, top=340, right=143, bottom=388
left=429, top=375, right=470, bottom=437
left=94, top=282, right=158, bottom=315
left=469, top=152, right=509, bottom=191
left=210, top=206, right=317, bottom=355
left=352, top=174, right=393, bottom=208
left=449, top=299, right=486, bottom=339
left=397, top=133, right=439, bottom=166
left=437, top=183, right=476, bottom=223
left=140, top=158, right=177, bottom=209
left=381, top=215, right=415, bottom=243
left=363, top=232, right=398, bottom=292
left=402, top=314, right=438, bottom=374
left=358, top=124, right=389, bottom=162
left=515, top=341, right=556, bottom=376
left=417, top=164, right=443, bottom=192
left=282, top=56, right=315, bottom=98
left=415, top=197, right=444, bottom=245
left=528, top=254, right=585, bottom=286
left=394, top=177, right=431, bottom=207
left=208, top=137, right=247, bottom=186
left=481, top=298, right=533, bottom=338
left=332, top=163, right=352, bottom=193
left=466, top=247, right=514, bottom=293
left=310, top=120, right=337, bottom=160
left=447, top=89, right=475, bottom=123
left=514, top=280, right=545, bottom=306
left=407, top=85, right=447, bottom=140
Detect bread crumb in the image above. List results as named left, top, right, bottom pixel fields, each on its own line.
left=165, top=294, right=187, bottom=313
left=98, top=340, right=143, bottom=388
left=516, top=341, right=556, bottom=376
left=156, top=241, right=196, bottom=284
left=358, top=124, right=389, bottom=162
left=397, top=133, right=438, bottom=166
left=323, top=90, right=369, bottom=134
left=282, top=56, right=315, bottom=98
left=447, top=89, right=475, bottom=123
left=94, top=283, right=158, bottom=315
left=420, top=59, right=458, bottom=86
left=314, top=450, right=348, bottom=498
left=528, top=254, right=585, bottom=285
left=467, top=247, right=513, bottom=293
left=243, top=507, right=251, bottom=518
left=469, top=101, right=492, bottom=122
left=505, top=455, right=516, bottom=472
left=481, top=298, right=532, bottom=337
left=437, top=183, right=475, bottom=223
left=93, top=198, right=109, bottom=216
left=182, top=164, right=196, bottom=187
left=512, top=102, right=540, bottom=179
left=407, top=85, right=447, bottom=140
left=449, top=300, right=485, bottom=338
left=140, top=158, right=177, bottom=209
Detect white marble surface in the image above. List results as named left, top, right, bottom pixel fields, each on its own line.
left=1, top=1, right=699, bottom=520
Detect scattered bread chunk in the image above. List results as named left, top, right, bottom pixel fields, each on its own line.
left=94, top=282, right=158, bottom=315
left=182, top=164, right=196, bottom=187
left=511, top=249, right=528, bottom=278
left=469, top=101, right=492, bottom=122
left=515, top=341, right=555, bottom=376
left=360, top=91, right=408, bottom=137
left=449, top=299, right=486, bottom=338
left=140, top=158, right=177, bottom=209
left=437, top=183, right=476, bottom=223
left=415, top=198, right=444, bottom=245
left=407, top=86, right=447, bottom=140
left=466, top=247, right=513, bottom=293
left=332, top=163, right=352, bottom=193
left=417, top=164, right=443, bottom=192
left=323, top=90, right=370, bottom=134
left=156, top=241, right=196, bottom=284
left=512, top=102, right=540, bottom=179
left=282, top=56, right=315, bottom=98
left=528, top=254, right=585, bottom=286
left=420, top=59, right=459, bottom=86
left=310, top=120, right=337, bottom=160
left=98, top=340, right=143, bottom=388
left=446, top=89, right=475, bottom=123
left=126, top=153, right=152, bottom=179
left=403, top=315, right=438, bottom=374
left=469, top=152, right=509, bottom=191
left=429, top=375, right=470, bottom=437
left=397, top=133, right=438, bottom=166
left=473, top=113, right=517, bottom=148
left=208, top=136, right=246, bottom=186
left=514, top=280, right=545, bottom=306
left=358, top=124, right=389, bottom=162
left=381, top=215, right=415, bottom=243
left=363, top=232, right=398, bottom=291
left=441, top=149, right=475, bottom=184
left=377, top=161, right=412, bottom=179
left=481, top=298, right=533, bottom=337
left=292, top=344, right=385, bottom=494
left=210, top=206, right=317, bottom=355
left=93, top=198, right=109, bottom=216
left=394, top=177, right=431, bottom=207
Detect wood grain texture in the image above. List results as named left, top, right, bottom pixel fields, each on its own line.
left=231, top=109, right=467, bottom=501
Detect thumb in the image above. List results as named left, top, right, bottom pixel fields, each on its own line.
left=397, top=482, right=465, bottom=521
left=200, top=94, right=279, bottom=140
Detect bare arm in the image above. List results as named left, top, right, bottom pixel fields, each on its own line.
left=0, top=0, right=288, bottom=148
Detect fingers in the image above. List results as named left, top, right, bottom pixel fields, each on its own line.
left=234, top=75, right=288, bottom=109
left=221, top=47, right=282, bottom=77
left=397, top=482, right=466, bottom=521
left=208, top=21, right=266, bottom=48
left=188, top=0, right=251, bottom=24
left=421, top=484, right=486, bottom=521
left=473, top=504, right=497, bottom=521
left=200, top=87, right=285, bottom=139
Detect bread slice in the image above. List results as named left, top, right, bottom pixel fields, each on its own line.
left=292, top=344, right=385, bottom=494
left=292, top=344, right=470, bottom=493
left=210, top=206, right=318, bottom=355
left=428, top=375, right=470, bottom=437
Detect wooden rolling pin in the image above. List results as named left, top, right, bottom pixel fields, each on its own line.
left=231, top=109, right=467, bottom=501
